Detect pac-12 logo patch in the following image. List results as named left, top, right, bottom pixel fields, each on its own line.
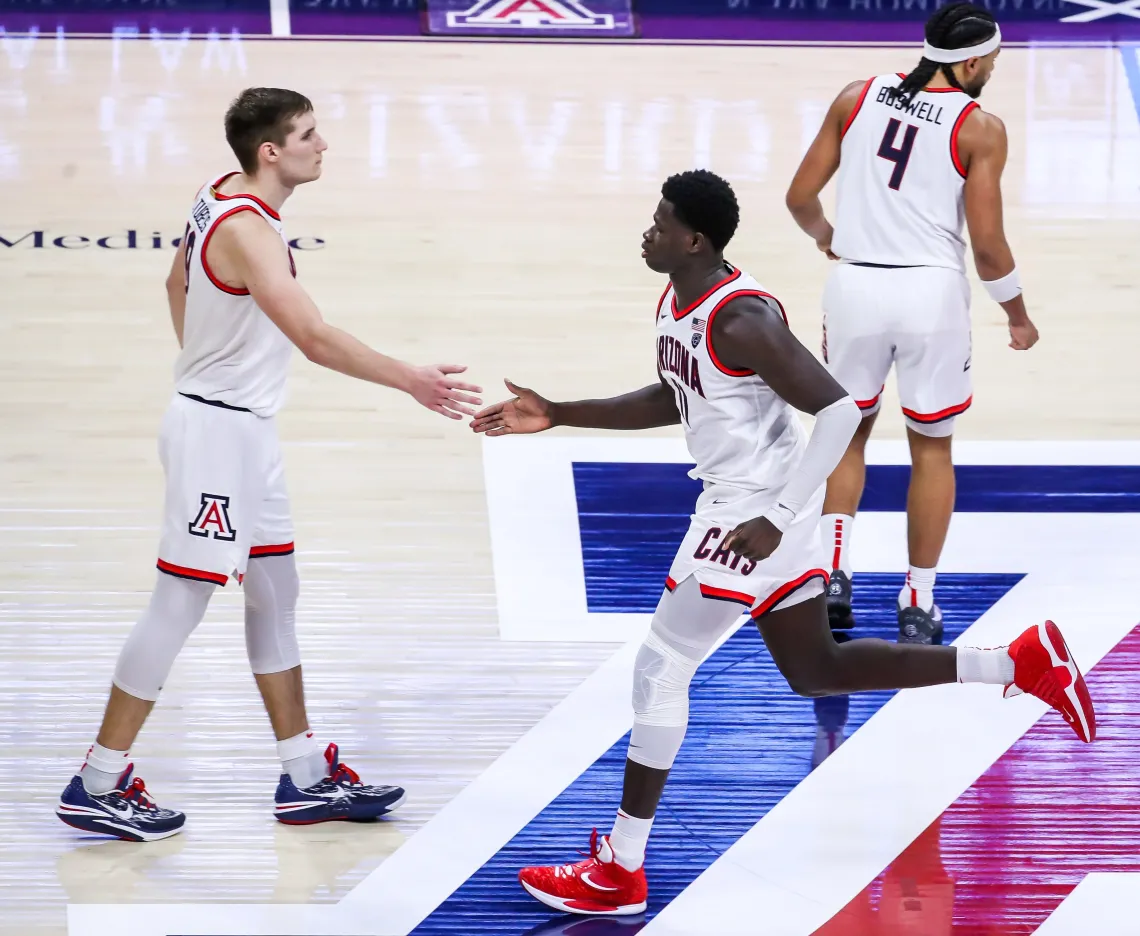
left=189, top=493, right=236, bottom=541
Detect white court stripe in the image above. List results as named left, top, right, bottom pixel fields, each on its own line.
left=270, top=0, right=291, bottom=37
left=335, top=638, right=641, bottom=932
left=1033, top=873, right=1140, bottom=934
left=646, top=575, right=1140, bottom=936
left=336, top=615, right=746, bottom=934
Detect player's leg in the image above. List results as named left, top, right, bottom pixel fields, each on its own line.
left=819, top=264, right=893, bottom=628
left=893, top=268, right=973, bottom=644
left=756, top=591, right=1095, bottom=741
left=244, top=428, right=404, bottom=824
left=518, top=574, right=742, bottom=916
left=58, top=396, right=252, bottom=841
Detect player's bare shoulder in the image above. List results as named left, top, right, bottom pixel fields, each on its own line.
left=956, top=105, right=1007, bottom=167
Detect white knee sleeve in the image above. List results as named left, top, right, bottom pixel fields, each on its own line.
left=243, top=554, right=301, bottom=675
left=628, top=628, right=703, bottom=770
left=113, top=571, right=215, bottom=702
left=627, top=576, right=744, bottom=770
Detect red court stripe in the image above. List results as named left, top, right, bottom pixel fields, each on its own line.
left=750, top=568, right=828, bottom=619
left=156, top=559, right=228, bottom=586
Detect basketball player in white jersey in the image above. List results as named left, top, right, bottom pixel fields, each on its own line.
left=787, top=2, right=1037, bottom=645
left=56, top=88, right=482, bottom=841
left=471, top=170, right=1091, bottom=916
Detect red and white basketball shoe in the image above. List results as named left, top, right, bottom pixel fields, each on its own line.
left=1005, top=620, right=1096, bottom=742
left=519, top=830, right=648, bottom=916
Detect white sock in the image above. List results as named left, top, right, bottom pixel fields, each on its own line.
left=609, top=808, right=654, bottom=872
left=80, top=742, right=130, bottom=795
left=957, top=646, right=1015, bottom=685
left=277, top=730, right=326, bottom=790
left=821, top=514, right=854, bottom=577
left=898, top=565, right=936, bottom=612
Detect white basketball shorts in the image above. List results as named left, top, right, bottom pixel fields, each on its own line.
left=666, top=482, right=828, bottom=621
left=156, top=392, right=294, bottom=586
left=822, top=262, right=973, bottom=438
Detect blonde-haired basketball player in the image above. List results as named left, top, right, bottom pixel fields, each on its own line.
left=787, top=2, right=1038, bottom=644
left=56, top=88, right=482, bottom=840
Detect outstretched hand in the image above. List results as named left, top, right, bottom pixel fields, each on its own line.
left=408, top=364, right=483, bottom=420
left=469, top=379, right=555, bottom=436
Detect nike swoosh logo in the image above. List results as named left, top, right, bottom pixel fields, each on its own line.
left=104, top=801, right=135, bottom=819
left=581, top=872, right=620, bottom=892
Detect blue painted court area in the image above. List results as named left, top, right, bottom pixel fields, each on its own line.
left=572, top=462, right=1140, bottom=613
left=411, top=573, right=1021, bottom=935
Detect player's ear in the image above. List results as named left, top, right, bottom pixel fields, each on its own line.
left=688, top=232, right=706, bottom=255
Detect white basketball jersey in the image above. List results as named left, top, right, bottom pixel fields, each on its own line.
left=174, top=172, right=295, bottom=417
left=655, top=265, right=807, bottom=493
left=831, top=74, right=980, bottom=272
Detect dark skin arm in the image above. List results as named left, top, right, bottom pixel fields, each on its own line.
left=714, top=295, right=849, bottom=561
left=468, top=375, right=680, bottom=436
left=957, top=109, right=1038, bottom=350
left=785, top=79, right=865, bottom=258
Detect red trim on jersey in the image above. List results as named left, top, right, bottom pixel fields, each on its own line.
left=841, top=78, right=875, bottom=139
left=750, top=569, right=828, bottom=619
left=704, top=289, right=788, bottom=378
left=656, top=283, right=672, bottom=320
left=665, top=575, right=678, bottom=592
left=249, top=542, right=295, bottom=559
left=157, top=559, right=229, bottom=587
left=699, top=583, right=756, bottom=607
left=902, top=396, right=973, bottom=424
left=210, top=171, right=283, bottom=221
left=950, top=101, right=980, bottom=178
left=925, top=85, right=968, bottom=93
left=200, top=205, right=259, bottom=296
left=671, top=267, right=742, bottom=321
left=856, top=385, right=885, bottom=410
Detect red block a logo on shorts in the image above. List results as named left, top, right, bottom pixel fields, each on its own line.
left=189, top=493, right=236, bottom=541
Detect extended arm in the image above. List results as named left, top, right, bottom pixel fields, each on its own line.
left=215, top=212, right=482, bottom=418
left=959, top=110, right=1038, bottom=350
left=785, top=80, right=864, bottom=259
left=469, top=376, right=680, bottom=436
left=711, top=296, right=861, bottom=559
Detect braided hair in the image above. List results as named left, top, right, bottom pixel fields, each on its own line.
left=889, top=3, right=998, bottom=107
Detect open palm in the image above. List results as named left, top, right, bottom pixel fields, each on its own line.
left=470, top=379, right=554, bottom=436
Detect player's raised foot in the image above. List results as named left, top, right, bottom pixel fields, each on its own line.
left=274, top=743, right=405, bottom=824
left=56, top=766, right=185, bottom=842
left=898, top=604, right=943, bottom=645
left=1004, top=620, right=1096, bottom=743
left=826, top=570, right=856, bottom=629
left=519, top=830, right=648, bottom=916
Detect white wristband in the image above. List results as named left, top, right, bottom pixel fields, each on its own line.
left=761, top=503, right=796, bottom=534
left=982, top=267, right=1022, bottom=303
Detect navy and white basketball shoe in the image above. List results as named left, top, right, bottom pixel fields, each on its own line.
left=56, top=766, right=186, bottom=842
left=274, top=743, right=405, bottom=824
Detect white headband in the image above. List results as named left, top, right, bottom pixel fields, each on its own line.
left=923, top=25, right=1001, bottom=64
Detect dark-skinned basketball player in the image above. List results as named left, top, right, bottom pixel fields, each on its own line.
left=471, top=169, right=1094, bottom=917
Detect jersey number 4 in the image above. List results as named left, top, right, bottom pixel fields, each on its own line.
left=877, top=118, right=918, bottom=191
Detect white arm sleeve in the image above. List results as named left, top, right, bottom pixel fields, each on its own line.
left=761, top=395, right=861, bottom=532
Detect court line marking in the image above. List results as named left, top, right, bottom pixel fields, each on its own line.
left=67, top=439, right=1140, bottom=936
left=269, top=0, right=292, bottom=38
left=1120, top=45, right=1140, bottom=125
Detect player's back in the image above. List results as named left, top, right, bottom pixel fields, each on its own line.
left=175, top=172, right=295, bottom=418
left=831, top=74, right=979, bottom=271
